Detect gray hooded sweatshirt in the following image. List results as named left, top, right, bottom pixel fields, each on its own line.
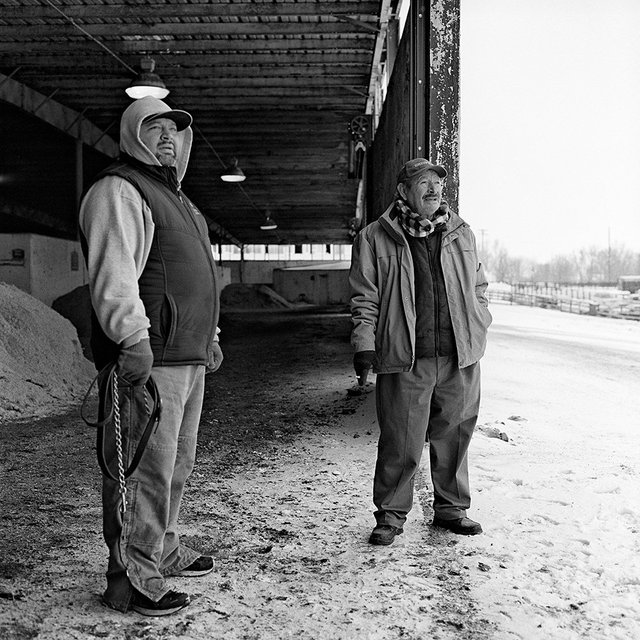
left=79, top=97, right=219, bottom=367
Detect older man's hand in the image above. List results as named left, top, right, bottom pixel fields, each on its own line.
left=206, top=342, right=224, bottom=373
left=353, top=350, right=377, bottom=386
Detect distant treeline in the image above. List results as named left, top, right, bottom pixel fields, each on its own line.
left=480, top=241, right=640, bottom=285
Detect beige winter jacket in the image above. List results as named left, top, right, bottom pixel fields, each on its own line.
left=349, top=207, right=492, bottom=371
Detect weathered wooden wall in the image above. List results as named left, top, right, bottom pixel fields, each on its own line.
left=368, top=0, right=460, bottom=221
left=429, top=0, right=460, bottom=212
left=368, top=26, right=412, bottom=221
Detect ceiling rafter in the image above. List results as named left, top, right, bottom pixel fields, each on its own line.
left=0, top=0, right=397, bottom=246
left=0, top=38, right=376, bottom=54
left=0, top=71, right=118, bottom=157
left=2, top=2, right=380, bottom=20
left=1, top=53, right=373, bottom=66
left=0, top=21, right=379, bottom=38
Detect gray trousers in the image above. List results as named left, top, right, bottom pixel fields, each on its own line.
left=101, top=365, right=205, bottom=611
left=373, top=356, right=481, bottom=527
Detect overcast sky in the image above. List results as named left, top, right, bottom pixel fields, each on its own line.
left=458, top=0, right=640, bottom=262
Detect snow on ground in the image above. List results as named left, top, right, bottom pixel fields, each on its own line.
left=3, top=289, right=636, bottom=638
left=456, top=302, right=640, bottom=640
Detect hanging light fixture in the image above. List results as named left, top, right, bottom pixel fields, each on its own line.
left=125, top=56, right=169, bottom=100
left=220, top=157, right=246, bottom=183
left=260, top=214, right=278, bottom=231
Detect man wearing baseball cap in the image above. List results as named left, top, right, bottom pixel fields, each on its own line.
left=79, top=96, right=223, bottom=615
left=349, top=157, right=492, bottom=545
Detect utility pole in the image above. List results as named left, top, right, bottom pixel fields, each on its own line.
left=479, top=228, right=487, bottom=254
left=607, top=227, right=611, bottom=283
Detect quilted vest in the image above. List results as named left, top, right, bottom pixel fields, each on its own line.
left=87, top=159, right=219, bottom=368
left=405, top=231, right=456, bottom=358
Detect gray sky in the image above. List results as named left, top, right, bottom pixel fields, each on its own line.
left=458, top=0, right=640, bottom=262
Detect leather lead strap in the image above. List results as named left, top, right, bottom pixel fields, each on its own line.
left=80, top=363, right=162, bottom=482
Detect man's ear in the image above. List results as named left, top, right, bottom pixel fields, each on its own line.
left=397, top=182, right=406, bottom=200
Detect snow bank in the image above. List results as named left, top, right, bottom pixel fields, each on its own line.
left=0, top=283, right=95, bottom=423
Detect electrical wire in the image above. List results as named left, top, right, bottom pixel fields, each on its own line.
left=40, top=0, right=273, bottom=239
left=42, top=0, right=137, bottom=75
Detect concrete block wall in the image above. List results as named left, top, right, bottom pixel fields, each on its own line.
left=0, top=234, right=87, bottom=306
left=221, top=260, right=348, bottom=287
left=0, top=233, right=346, bottom=308
left=272, top=263, right=351, bottom=305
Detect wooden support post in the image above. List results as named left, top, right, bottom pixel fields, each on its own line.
left=410, top=0, right=427, bottom=157
left=75, top=138, right=83, bottom=217
left=367, top=0, right=461, bottom=220
left=428, top=0, right=461, bottom=211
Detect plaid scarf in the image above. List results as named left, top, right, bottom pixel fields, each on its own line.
left=393, top=199, right=450, bottom=238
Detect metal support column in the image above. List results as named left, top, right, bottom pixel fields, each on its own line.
left=410, top=0, right=428, bottom=158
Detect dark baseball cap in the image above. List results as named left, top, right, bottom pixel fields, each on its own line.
left=397, top=158, right=447, bottom=183
left=143, top=109, right=192, bottom=131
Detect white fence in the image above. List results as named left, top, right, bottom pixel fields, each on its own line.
left=487, top=283, right=640, bottom=321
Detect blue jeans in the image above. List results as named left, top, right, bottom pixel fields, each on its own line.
left=101, top=365, right=205, bottom=611
left=374, top=356, right=481, bottom=527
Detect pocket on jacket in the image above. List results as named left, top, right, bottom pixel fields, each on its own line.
left=445, top=239, right=475, bottom=255
left=477, top=302, right=493, bottom=329
left=376, top=253, right=400, bottom=282
left=160, top=293, right=178, bottom=346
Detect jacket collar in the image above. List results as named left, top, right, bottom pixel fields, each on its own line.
left=378, top=203, right=467, bottom=245
left=120, top=153, right=180, bottom=193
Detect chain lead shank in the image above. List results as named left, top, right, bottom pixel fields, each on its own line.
left=112, top=373, right=127, bottom=515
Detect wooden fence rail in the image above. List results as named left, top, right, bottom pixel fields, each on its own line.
left=486, top=286, right=640, bottom=322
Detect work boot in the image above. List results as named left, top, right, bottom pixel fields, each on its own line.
left=369, top=524, right=403, bottom=545
left=432, top=516, right=483, bottom=536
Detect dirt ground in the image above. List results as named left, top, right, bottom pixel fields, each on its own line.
left=0, top=309, right=496, bottom=640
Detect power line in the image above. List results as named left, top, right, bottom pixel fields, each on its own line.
left=40, top=0, right=268, bottom=241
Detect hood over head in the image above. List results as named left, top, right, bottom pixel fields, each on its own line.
left=119, top=97, right=193, bottom=182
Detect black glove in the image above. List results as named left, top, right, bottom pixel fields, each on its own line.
left=117, top=338, right=154, bottom=386
left=354, top=350, right=377, bottom=386
left=206, top=341, right=224, bottom=373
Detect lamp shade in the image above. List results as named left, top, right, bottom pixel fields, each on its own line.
left=260, top=215, right=277, bottom=231
left=220, top=158, right=246, bottom=182
left=125, top=57, right=169, bottom=100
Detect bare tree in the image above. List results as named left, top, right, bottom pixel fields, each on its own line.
left=484, top=240, right=640, bottom=284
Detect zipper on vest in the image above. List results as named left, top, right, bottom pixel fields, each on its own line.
left=427, top=237, right=441, bottom=355
left=177, top=189, right=201, bottom=224
left=177, top=187, right=218, bottom=347
left=401, top=243, right=416, bottom=370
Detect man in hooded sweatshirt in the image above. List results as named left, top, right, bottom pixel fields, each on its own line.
left=79, top=96, right=222, bottom=616
left=349, top=158, right=492, bottom=546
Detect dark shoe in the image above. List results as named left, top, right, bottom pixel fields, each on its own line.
left=432, top=516, right=483, bottom=536
left=175, top=555, right=214, bottom=577
left=369, top=524, right=404, bottom=545
left=131, top=589, right=190, bottom=616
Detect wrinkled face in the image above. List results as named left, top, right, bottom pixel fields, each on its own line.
left=397, top=169, right=443, bottom=218
left=139, top=117, right=178, bottom=166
